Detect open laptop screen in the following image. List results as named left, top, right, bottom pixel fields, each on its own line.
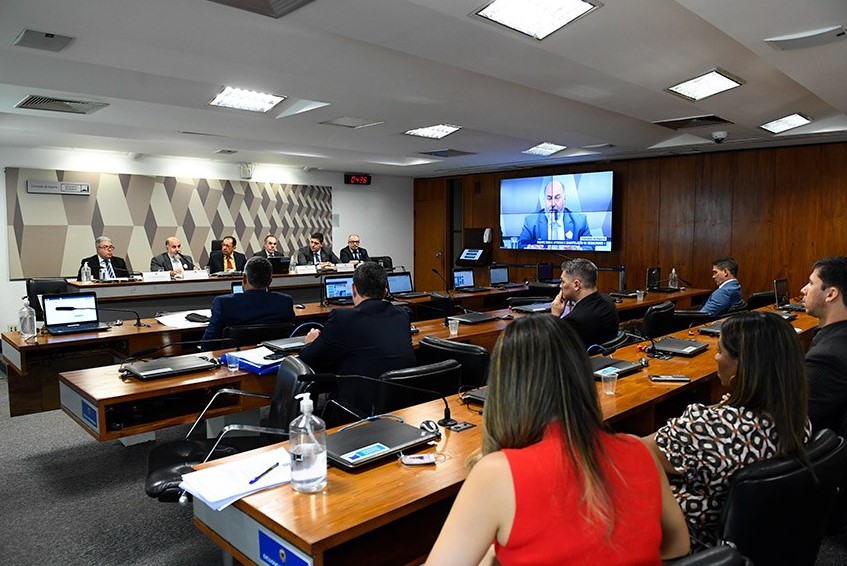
left=43, top=292, right=99, bottom=326
left=231, top=282, right=243, bottom=294
left=774, top=278, right=790, bottom=308
left=490, top=265, right=509, bottom=285
left=387, top=272, right=414, bottom=294
left=452, top=269, right=475, bottom=289
left=325, top=275, right=354, bottom=300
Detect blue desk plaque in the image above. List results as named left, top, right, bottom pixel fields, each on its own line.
left=81, top=399, right=98, bottom=428
left=259, top=530, right=311, bottom=566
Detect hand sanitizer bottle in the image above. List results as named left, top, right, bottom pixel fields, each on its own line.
left=289, top=392, right=327, bottom=493
left=80, top=262, right=92, bottom=283
left=19, top=297, right=36, bottom=340
left=669, top=268, right=679, bottom=289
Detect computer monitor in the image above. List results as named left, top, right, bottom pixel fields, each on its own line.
left=647, top=267, right=661, bottom=289
left=489, top=265, right=509, bottom=285
left=536, top=262, right=554, bottom=281
left=387, top=272, right=414, bottom=294
left=774, top=278, right=790, bottom=308
left=452, top=268, right=475, bottom=290
left=324, top=275, right=354, bottom=301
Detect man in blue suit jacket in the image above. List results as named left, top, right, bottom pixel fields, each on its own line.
left=201, top=256, right=295, bottom=348
left=518, top=178, right=589, bottom=248
left=298, top=261, right=416, bottom=416
left=700, top=257, right=744, bottom=315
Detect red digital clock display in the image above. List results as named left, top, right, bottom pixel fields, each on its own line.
left=344, top=173, right=372, bottom=185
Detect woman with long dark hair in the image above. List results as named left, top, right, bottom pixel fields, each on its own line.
left=429, top=316, right=689, bottom=564
left=645, top=311, right=810, bottom=548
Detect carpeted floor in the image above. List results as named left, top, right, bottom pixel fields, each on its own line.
left=0, top=374, right=222, bottom=565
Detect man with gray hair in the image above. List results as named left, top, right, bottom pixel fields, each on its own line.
left=519, top=177, right=590, bottom=248
left=550, top=258, right=619, bottom=348
left=78, top=236, right=129, bottom=280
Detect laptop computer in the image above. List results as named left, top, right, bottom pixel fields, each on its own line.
left=650, top=337, right=709, bottom=357
left=261, top=336, right=307, bottom=353
left=122, top=354, right=218, bottom=381
left=42, top=292, right=110, bottom=335
left=231, top=281, right=243, bottom=294
left=774, top=278, right=805, bottom=311
left=452, top=268, right=488, bottom=293
left=646, top=267, right=677, bottom=293
left=326, top=418, right=439, bottom=470
left=448, top=311, right=498, bottom=324
left=536, top=262, right=559, bottom=284
left=386, top=271, right=429, bottom=299
left=698, top=320, right=725, bottom=337
left=462, top=386, right=488, bottom=405
left=590, top=356, right=643, bottom=380
left=511, top=302, right=552, bottom=314
left=489, top=265, right=524, bottom=288
left=324, top=274, right=354, bottom=305
left=268, top=256, right=291, bottom=275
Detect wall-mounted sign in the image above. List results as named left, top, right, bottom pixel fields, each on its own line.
left=26, top=180, right=91, bottom=195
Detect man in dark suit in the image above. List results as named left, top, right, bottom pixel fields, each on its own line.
left=78, top=236, right=129, bottom=280
left=296, top=232, right=340, bottom=268
left=150, top=236, right=195, bottom=277
left=254, top=234, right=280, bottom=258
left=518, top=178, right=589, bottom=248
left=550, top=258, right=619, bottom=348
left=201, top=256, right=295, bottom=348
left=339, top=233, right=370, bottom=264
left=207, top=235, right=246, bottom=273
left=298, top=261, right=416, bottom=416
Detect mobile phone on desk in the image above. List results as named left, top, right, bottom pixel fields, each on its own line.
left=649, top=374, right=691, bottom=383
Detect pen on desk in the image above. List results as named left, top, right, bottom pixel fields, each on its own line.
left=249, top=461, right=280, bottom=485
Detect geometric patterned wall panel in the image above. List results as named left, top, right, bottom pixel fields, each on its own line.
left=5, top=167, right=332, bottom=280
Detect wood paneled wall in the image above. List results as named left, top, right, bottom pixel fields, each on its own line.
left=415, top=142, right=847, bottom=298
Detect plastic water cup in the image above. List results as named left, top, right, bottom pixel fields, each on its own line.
left=448, top=319, right=459, bottom=336
left=226, top=354, right=239, bottom=372
left=602, top=372, right=618, bottom=395
left=636, top=290, right=646, bottom=301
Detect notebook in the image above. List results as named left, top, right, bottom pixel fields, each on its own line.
left=650, top=337, right=708, bottom=357
left=261, top=336, right=307, bottom=353
left=42, top=292, right=110, bottom=335
left=326, top=418, right=439, bottom=471
left=387, top=272, right=429, bottom=298
left=448, top=311, right=498, bottom=324
left=489, top=265, right=524, bottom=288
left=452, top=268, right=488, bottom=293
left=590, top=356, right=644, bottom=380
left=122, top=354, right=218, bottom=381
left=324, top=274, right=354, bottom=305
left=268, top=256, right=291, bottom=275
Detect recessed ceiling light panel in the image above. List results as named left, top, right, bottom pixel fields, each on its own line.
left=667, top=69, right=743, bottom=101
left=522, top=142, right=567, bottom=156
left=404, top=124, right=461, bottom=139
left=209, top=86, right=284, bottom=112
left=760, top=113, right=811, bottom=134
left=476, top=0, right=600, bottom=40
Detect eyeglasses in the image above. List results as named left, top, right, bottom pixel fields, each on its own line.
left=348, top=240, right=360, bottom=244
left=98, top=245, right=115, bottom=250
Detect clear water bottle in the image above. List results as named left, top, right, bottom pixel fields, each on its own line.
left=289, top=392, right=327, bottom=493
left=668, top=268, right=679, bottom=289
left=19, top=297, right=36, bottom=340
left=80, top=263, right=92, bottom=283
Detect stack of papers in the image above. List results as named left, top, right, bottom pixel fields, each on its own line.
left=180, top=447, right=291, bottom=511
left=155, top=309, right=212, bottom=329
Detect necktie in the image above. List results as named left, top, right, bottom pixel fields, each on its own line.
left=226, top=255, right=233, bottom=271
left=314, top=253, right=320, bottom=265
left=106, top=260, right=115, bottom=279
left=353, top=250, right=359, bottom=261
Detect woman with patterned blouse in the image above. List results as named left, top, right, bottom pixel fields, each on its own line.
left=644, top=311, right=811, bottom=549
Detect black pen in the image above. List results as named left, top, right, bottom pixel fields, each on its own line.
left=249, top=461, right=280, bottom=485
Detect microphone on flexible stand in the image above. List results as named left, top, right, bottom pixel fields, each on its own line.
left=298, top=373, right=458, bottom=427
left=127, top=337, right=240, bottom=360
left=55, top=305, right=150, bottom=327
left=431, top=268, right=448, bottom=294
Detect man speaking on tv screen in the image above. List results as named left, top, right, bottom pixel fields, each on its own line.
left=518, top=177, right=590, bottom=249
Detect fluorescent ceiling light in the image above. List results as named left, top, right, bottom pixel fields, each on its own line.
left=404, top=124, right=461, bottom=139
left=209, top=86, right=284, bottom=113
left=667, top=69, right=743, bottom=101
left=522, top=142, right=567, bottom=156
left=477, top=0, right=599, bottom=40
left=761, top=113, right=811, bottom=134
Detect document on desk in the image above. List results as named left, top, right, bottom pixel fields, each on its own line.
left=155, top=309, right=212, bottom=328
left=180, top=447, right=291, bottom=511
left=224, top=347, right=285, bottom=375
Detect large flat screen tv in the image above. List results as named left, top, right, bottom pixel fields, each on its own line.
left=500, top=171, right=613, bottom=252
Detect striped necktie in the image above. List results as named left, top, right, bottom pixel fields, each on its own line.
left=105, top=260, right=115, bottom=279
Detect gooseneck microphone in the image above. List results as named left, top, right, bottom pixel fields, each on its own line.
left=431, top=268, right=449, bottom=293
left=128, top=336, right=240, bottom=359
left=298, top=373, right=458, bottom=427
left=55, top=305, right=150, bottom=327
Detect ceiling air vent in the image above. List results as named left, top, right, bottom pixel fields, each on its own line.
left=653, top=115, right=733, bottom=130
left=16, top=95, right=108, bottom=115
left=207, top=0, right=317, bottom=19
left=420, top=149, right=476, bottom=158
left=13, top=29, right=74, bottom=52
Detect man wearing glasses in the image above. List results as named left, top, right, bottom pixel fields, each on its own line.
left=78, top=236, right=129, bottom=280
left=339, top=234, right=370, bottom=264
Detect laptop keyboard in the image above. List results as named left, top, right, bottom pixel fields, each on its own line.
left=458, top=287, right=488, bottom=293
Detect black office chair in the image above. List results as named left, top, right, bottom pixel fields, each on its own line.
left=145, top=356, right=315, bottom=503
left=370, top=256, right=393, bottom=270
left=746, top=290, right=775, bottom=310
left=671, top=310, right=719, bottom=333
left=641, top=300, right=676, bottom=339
left=665, top=545, right=750, bottom=565
left=415, top=294, right=457, bottom=322
left=716, top=428, right=847, bottom=566
left=505, top=296, right=552, bottom=308
left=417, top=336, right=490, bottom=387
left=222, top=322, right=295, bottom=347
left=526, top=282, right=560, bottom=298
left=26, top=278, right=69, bottom=321
left=372, top=359, right=462, bottom=415
left=586, top=328, right=630, bottom=356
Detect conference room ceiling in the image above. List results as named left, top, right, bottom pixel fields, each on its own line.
left=0, top=0, right=845, bottom=178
